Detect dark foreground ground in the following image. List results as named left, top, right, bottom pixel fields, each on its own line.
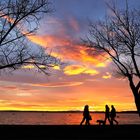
left=0, top=125, right=140, bottom=140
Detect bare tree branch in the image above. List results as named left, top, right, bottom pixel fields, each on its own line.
left=0, top=0, right=59, bottom=75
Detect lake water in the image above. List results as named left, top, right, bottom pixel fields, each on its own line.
left=0, top=112, right=140, bottom=125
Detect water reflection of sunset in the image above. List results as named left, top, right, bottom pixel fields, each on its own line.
left=0, top=112, right=139, bottom=125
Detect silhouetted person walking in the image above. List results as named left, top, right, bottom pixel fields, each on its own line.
left=80, top=105, right=91, bottom=125
left=110, top=105, right=118, bottom=125
left=104, top=105, right=111, bottom=125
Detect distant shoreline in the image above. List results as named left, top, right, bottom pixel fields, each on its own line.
left=0, top=110, right=138, bottom=113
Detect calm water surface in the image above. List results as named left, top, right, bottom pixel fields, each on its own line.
left=0, top=112, right=140, bottom=125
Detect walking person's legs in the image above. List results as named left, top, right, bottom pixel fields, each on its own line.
left=114, top=119, right=118, bottom=125
left=85, top=119, right=90, bottom=125
left=107, top=117, right=111, bottom=125
left=110, top=117, right=113, bottom=125
left=80, top=117, right=85, bottom=125
left=104, top=117, right=107, bottom=125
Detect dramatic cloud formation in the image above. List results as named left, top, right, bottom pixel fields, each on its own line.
left=25, top=16, right=111, bottom=75
left=27, top=33, right=111, bottom=76
left=28, top=34, right=110, bottom=63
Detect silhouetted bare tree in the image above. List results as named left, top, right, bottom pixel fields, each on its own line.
left=84, top=3, right=140, bottom=115
left=0, top=0, right=59, bottom=75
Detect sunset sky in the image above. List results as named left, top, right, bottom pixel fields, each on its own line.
left=0, top=0, right=139, bottom=111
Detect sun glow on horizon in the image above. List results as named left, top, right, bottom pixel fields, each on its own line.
left=0, top=102, right=136, bottom=112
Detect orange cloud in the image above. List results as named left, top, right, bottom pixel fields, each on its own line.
left=0, top=86, right=17, bottom=90
left=23, top=16, right=111, bottom=74
left=27, top=34, right=71, bottom=49
left=22, top=64, right=60, bottom=70
left=79, top=48, right=110, bottom=67
left=63, top=65, right=99, bottom=75
left=31, top=82, right=83, bottom=88
left=27, top=34, right=110, bottom=68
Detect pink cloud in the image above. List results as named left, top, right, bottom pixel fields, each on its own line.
left=0, top=86, right=17, bottom=90
left=69, top=17, right=80, bottom=32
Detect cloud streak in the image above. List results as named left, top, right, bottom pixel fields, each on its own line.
left=31, top=81, right=83, bottom=88
left=63, top=65, right=99, bottom=75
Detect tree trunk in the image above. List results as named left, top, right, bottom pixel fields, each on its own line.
left=128, top=76, right=140, bottom=116
left=133, top=92, right=140, bottom=116
left=130, top=85, right=140, bottom=116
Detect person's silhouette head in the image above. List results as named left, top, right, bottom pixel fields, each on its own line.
left=83, top=105, right=89, bottom=112
left=105, top=105, right=109, bottom=109
left=84, top=105, right=89, bottom=110
left=111, top=105, right=114, bottom=109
